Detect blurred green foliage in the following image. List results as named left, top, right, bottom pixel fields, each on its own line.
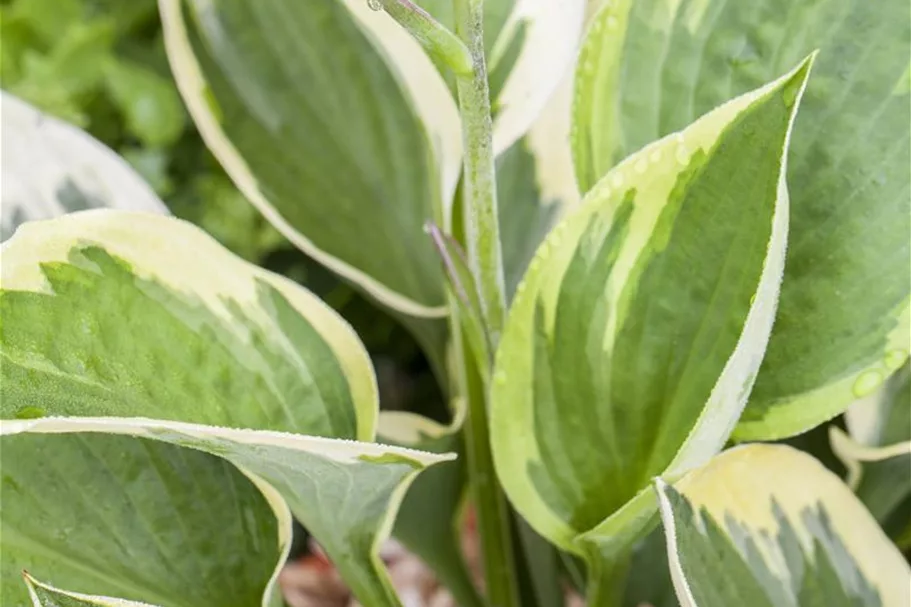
left=0, top=0, right=442, bottom=416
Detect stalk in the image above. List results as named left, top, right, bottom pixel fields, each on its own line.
left=457, top=323, right=520, bottom=607
left=376, top=0, right=517, bottom=603
left=373, top=0, right=473, bottom=76
left=450, top=1, right=515, bottom=605
left=451, top=0, right=507, bottom=345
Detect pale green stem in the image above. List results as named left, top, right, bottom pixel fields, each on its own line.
left=449, top=1, right=515, bottom=606
left=458, top=323, right=520, bottom=607
left=375, top=0, right=473, bottom=76
left=452, top=0, right=507, bottom=346
left=583, top=548, right=632, bottom=607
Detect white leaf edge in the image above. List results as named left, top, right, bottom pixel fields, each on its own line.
left=24, top=571, right=162, bottom=607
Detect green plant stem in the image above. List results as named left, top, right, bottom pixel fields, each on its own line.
left=376, top=0, right=473, bottom=76
left=459, top=325, right=521, bottom=607
left=583, top=549, right=631, bottom=607
left=449, top=1, right=515, bottom=605
left=452, top=0, right=507, bottom=346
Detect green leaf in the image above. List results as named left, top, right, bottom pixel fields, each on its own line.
left=0, top=92, right=168, bottom=241
left=0, top=211, right=452, bottom=606
left=8, top=0, right=82, bottom=44
left=158, top=0, right=462, bottom=318
left=3, top=434, right=284, bottom=607
left=103, top=57, right=187, bottom=148
left=830, top=363, right=911, bottom=535
left=490, top=55, right=813, bottom=597
left=655, top=444, right=911, bottom=607
left=571, top=0, right=911, bottom=440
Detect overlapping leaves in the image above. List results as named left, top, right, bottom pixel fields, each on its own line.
left=0, top=211, right=450, bottom=606
left=572, top=0, right=911, bottom=439
left=490, top=54, right=814, bottom=600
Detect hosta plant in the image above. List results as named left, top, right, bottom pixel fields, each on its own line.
left=1, top=0, right=909, bottom=606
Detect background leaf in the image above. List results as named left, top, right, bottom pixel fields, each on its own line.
left=0, top=92, right=168, bottom=241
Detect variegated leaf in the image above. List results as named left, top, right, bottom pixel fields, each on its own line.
left=158, top=0, right=460, bottom=318
left=571, top=0, right=911, bottom=440
left=0, top=211, right=451, bottom=607
left=490, top=56, right=813, bottom=603
left=656, top=444, right=910, bottom=607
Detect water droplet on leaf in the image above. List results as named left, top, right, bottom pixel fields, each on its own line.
left=675, top=146, right=690, bottom=165
left=367, top=0, right=383, bottom=11
left=853, top=370, right=883, bottom=397
left=884, top=349, right=908, bottom=371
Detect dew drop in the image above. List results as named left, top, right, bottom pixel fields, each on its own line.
left=634, top=158, right=648, bottom=174
left=853, top=370, right=883, bottom=398
left=649, top=150, right=663, bottom=163
left=675, top=146, right=690, bottom=165
left=15, top=406, right=44, bottom=419
left=610, top=173, right=624, bottom=189
left=606, top=15, right=619, bottom=29
left=367, top=0, right=383, bottom=11
left=884, top=349, right=908, bottom=371
left=530, top=257, right=541, bottom=272
left=494, top=370, right=507, bottom=386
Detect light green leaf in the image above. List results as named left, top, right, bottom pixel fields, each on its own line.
left=572, top=0, right=911, bottom=440
left=102, top=57, right=187, bottom=148
left=0, top=92, right=169, bottom=242
left=24, top=570, right=159, bottom=606
left=490, top=55, right=813, bottom=596
left=158, top=0, right=461, bottom=318
left=655, top=444, right=911, bottom=607
left=830, top=363, right=911, bottom=535
left=0, top=211, right=452, bottom=606
left=9, top=0, right=83, bottom=44
left=3, top=433, right=285, bottom=607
